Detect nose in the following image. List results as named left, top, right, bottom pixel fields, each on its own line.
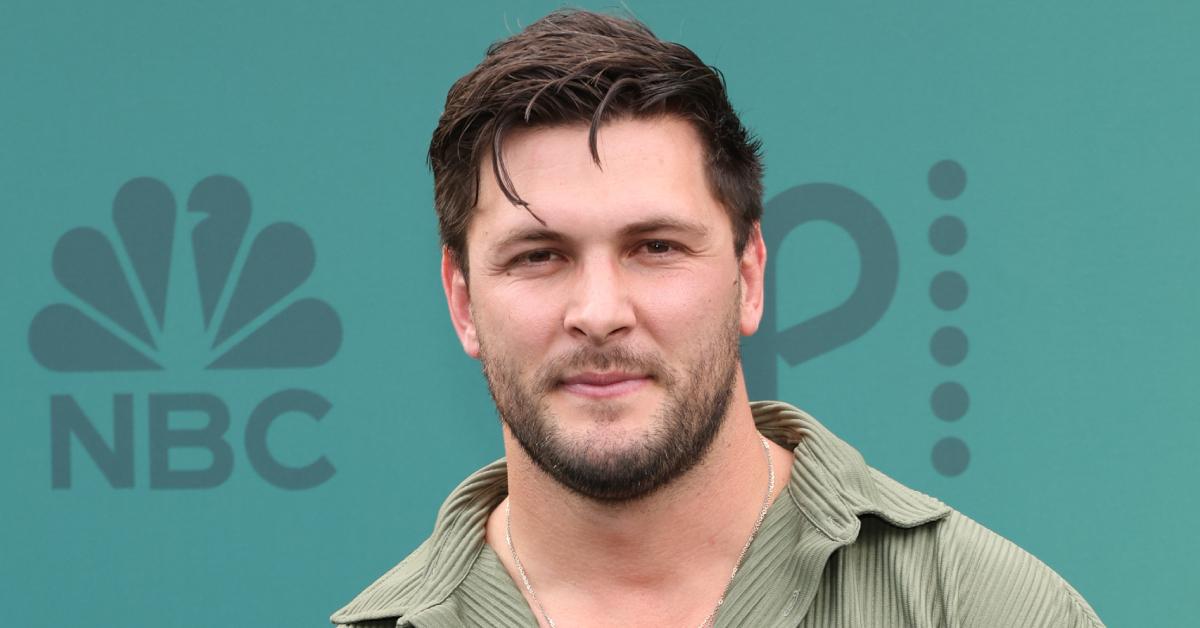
left=562, top=256, right=635, bottom=344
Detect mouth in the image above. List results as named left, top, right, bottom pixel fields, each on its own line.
left=558, top=371, right=652, bottom=399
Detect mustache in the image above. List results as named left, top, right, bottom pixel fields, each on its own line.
left=533, top=345, right=673, bottom=393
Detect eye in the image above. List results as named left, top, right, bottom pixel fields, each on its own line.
left=513, top=249, right=560, bottom=266
left=642, top=240, right=675, bottom=255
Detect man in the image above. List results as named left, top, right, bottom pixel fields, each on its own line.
left=333, top=10, right=1103, bottom=627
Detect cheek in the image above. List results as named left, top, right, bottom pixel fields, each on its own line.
left=635, top=270, right=736, bottom=337
left=474, top=285, right=564, bottom=351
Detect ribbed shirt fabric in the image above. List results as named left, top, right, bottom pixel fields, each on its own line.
left=332, top=401, right=1103, bottom=627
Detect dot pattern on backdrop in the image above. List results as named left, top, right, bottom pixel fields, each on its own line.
left=927, top=159, right=970, bottom=477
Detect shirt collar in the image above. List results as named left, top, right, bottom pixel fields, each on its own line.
left=331, top=401, right=951, bottom=626
left=754, top=401, right=951, bottom=543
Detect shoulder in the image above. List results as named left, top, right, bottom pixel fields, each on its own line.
left=329, top=460, right=508, bottom=627
left=755, top=401, right=1104, bottom=626
left=833, top=471, right=1104, bottom=627
left=928, top=509, right=1104, bottom=627
left=330, top=538, right=435, bottom=627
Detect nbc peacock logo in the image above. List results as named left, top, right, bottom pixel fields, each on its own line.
left=31, top=175, right=342, bottom=490
left=30, top=175, right=341, bottom=370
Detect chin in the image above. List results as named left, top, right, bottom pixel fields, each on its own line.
left=553, top=389, right=660, bottom=426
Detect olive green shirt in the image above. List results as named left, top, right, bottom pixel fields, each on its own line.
left=332, top=401, right=1103, bottom=627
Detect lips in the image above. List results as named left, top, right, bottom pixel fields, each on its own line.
left=559, top=371, right=651, bottom=399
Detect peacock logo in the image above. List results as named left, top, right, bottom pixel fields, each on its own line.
left=29, top=175, right=341, bottom=371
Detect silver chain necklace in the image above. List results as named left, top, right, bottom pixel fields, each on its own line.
left=504, top=436, right=776, bottom=628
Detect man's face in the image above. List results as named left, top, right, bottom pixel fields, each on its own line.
left=442, top=116, right=765, bottom=502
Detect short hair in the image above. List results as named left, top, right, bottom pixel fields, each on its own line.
left=429, top=9, right=764, bottom=271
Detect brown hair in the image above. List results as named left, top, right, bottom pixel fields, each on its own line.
left=429, top=9, right=764, bottom=271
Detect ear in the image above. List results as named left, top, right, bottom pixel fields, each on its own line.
left=737, top=223, right=766, bottom=336
left=441, top=247, right=480, bottom=358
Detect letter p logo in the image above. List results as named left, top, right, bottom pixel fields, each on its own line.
left=743, top=184, right=899, bottom=399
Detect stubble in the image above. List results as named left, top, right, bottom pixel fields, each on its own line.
left=478, top=298, right=741, bottom=503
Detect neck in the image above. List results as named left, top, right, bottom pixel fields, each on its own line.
left=487, top=381, right=792, bottom=619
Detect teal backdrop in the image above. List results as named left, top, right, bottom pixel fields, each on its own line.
left=3, top=1, right=1197, bottom=625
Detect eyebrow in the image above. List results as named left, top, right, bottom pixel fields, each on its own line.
left=490, top=227, right=563, bottom=254
left=619, top=217, right=711, bottom=239
left=490, top=216, right=711, bottom=253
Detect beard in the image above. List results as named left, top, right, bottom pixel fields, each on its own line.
left=477, top=299, right=741, bottom=504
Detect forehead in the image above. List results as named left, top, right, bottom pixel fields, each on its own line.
left=469, top=116, right=726, bottom=244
